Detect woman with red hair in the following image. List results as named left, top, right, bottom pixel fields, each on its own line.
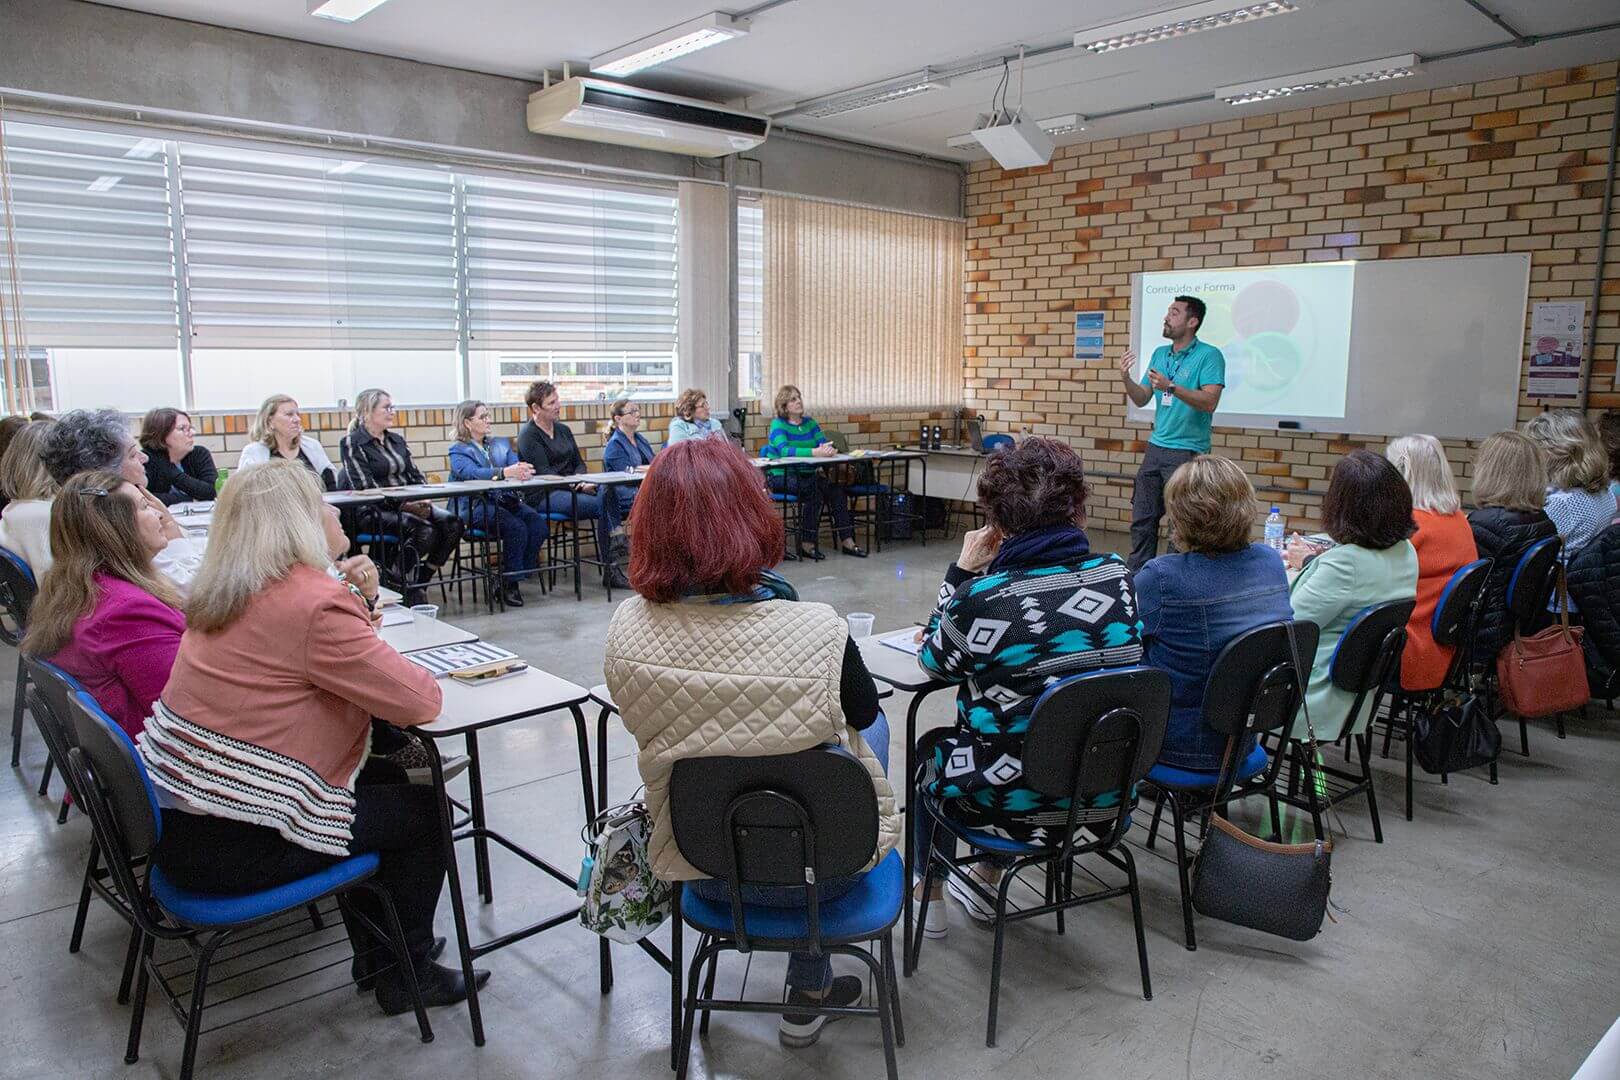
left=605, top=436, right=898, bottom=1050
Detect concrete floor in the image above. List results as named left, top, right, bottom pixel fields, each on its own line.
left=2, top=529, right=1616, bottom=1080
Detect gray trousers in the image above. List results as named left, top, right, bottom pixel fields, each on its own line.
left=1128, top=443, right=1197, bottom=572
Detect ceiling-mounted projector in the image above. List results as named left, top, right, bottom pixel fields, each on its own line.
left=969, top=119, right=1053, bottom=170
left=527, top=77, right=770, bottom=157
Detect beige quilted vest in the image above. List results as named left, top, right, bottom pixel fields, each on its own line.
left=604, top=595, right=900, bottom=881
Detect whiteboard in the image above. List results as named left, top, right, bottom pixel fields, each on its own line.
left=1125, top=253, right=1530, bottom=439
left=1341, top=253, right=1529, bottom=439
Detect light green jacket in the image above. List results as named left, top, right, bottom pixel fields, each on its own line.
left=1289, top=540, right=1418, bottom=737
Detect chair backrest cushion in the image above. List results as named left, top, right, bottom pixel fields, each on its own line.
left=1200, top=621, right=1320, bottom=739
left=1021, top=666, right=1170, bottom=798
left=1506, top=536, right=1561, bottom=625
left=669, top=746, right=878, bottom=887
left=66, top=691, right=163, bottom=857
left=1329, top=599, right=1417, bottom=693
left=1430, top=559, right=1492, bottom=647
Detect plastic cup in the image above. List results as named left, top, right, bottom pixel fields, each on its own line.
left=410, top=604, right=439, bottom=621
left=847, top=612, right=876, bottom=639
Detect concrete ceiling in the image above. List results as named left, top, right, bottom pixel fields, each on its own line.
left=88, top=0, right=1620, bottom=161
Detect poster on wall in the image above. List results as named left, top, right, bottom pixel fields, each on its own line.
left=1073, top=311, right=1105, bottom=360
left=1526, top=300, right=1584, bottom=400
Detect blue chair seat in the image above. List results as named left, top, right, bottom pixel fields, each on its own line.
left=847, top=484, right=890, bottom=496
left=680, top=850, right=902, bottom=942
left=544, top=512, right=575, bottom=522
left=355, top=533, right=401, bottom=545
left=150, top=853, right=380, bottom=929
left=1147, top=742, right=1269, bottom=790
left=933, top=809, right=1135, bottom=855
left=467, top=528, right=492, bottom=540
left=770, top=493, right=799, bottom=504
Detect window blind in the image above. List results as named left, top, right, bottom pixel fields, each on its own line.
left=177, top=143, right=459, bottom=349
left=463, top=174, right=677, bottom=352
left=0, top=120, right=180, bottom=347
left=737, top=200, right=764, bottom=359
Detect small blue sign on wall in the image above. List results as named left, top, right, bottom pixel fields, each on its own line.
left=1074, top=311, right=1105, bottom=359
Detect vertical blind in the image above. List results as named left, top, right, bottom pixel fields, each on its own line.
left=763, top=195, right=963, bottom=410
left=463, top=174, right=678, bottom=352
left=176, top=143, right=459, bottom=349
left=0, top=121, right=180, bottom=347
left=737, top=201, right=763, bottom=360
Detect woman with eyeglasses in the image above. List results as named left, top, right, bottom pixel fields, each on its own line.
left=601, top=398, right=655, bottom=518
left=339, top=388, right=465, bottom=606
left=239, top=394, right=338, bottom=490
left=139, top=408, right=218, bottom=505
left=448, top=399, right=543, bottom=608
left=22, top=471, right=183, bottom=741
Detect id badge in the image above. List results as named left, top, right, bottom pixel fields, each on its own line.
left=1161, top=391, right=1174, bottom=407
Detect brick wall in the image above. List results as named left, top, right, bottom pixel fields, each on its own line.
left=964, top=62, right=1619, bottom=534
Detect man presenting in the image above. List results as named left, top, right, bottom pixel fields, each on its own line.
left=1118, top=294, right=1225, bottom=571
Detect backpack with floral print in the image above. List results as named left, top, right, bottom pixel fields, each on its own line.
left=577, top=800, right=671, bottom=943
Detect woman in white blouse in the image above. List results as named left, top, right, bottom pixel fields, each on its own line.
left=0, top=420, right=60, bottom=575
left=238, top=394, right=338, bottom=489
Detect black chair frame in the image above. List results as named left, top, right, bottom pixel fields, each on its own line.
left=667, top=749, right=904, bottom=1080
left=0, top=547, right=37, bottom=770
left=64, top=708, right=432, bottom=1080
left=1481, top=536, right=1562, bottom=754
left=910, top=667, right=1168, bottom=1046
left=1140, top=620, right=1318, bottom=951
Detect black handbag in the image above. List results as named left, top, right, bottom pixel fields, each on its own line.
left=1412, top=693, right=1500, bottom=775
left=1190, top=620, right=1335, bottom=942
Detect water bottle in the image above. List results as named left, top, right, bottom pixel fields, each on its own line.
left=1264, top=506, right=1285, bottom=554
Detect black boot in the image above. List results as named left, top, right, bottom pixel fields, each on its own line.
left=502, top=582, right=525, bottom=608
left=604, top=565, right=631, bottom=591
left=375, top=957, right=491, bottom=1016
left=353, top=936, right=446, bottom=992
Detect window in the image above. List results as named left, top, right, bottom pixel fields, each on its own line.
left=464, top=173, right=678, bottom=403
left=0, top=120, right=181, bottom=412
left=737, top=201, right=763, bottom=400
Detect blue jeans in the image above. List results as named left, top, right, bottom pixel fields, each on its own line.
left=469, top=498, right=547, bottom=578
left=534, top=488, right=620, bottom=566
left=688, top=711, right=891, bottom=993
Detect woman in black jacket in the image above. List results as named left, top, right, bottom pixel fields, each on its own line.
left=1467, top=431, right=1558, bottom=664
left=140, top=408, right=219, bottom=504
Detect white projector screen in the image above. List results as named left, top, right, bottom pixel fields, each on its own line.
left=1125, top=253, right=1530, bottom=439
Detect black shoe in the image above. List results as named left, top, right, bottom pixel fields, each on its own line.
left=610, top=533, right=629, bottom=560
left=840, top=544, right=868, bottom=558
left=798, top=545, right=825, bottom=562
left=604, top=565, right=631, bottom=590
left=375, top=958, right=490, bottom=1016
left=353, top=937, right=446, bottom=992
left=502, top=583, right=524, bottom=607
left=779, top=974, right=864, bottom=1048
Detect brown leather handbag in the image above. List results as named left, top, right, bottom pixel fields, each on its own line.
left=1496, top=568, right=1588, bottom=718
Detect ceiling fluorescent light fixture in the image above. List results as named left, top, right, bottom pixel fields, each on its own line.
left=798, top=71, right=949, bottom=119
left=1217, top=53, right=1419, bottom=104
left=1076, top=0, right=1297, bottom=54
left=590, top=12, right=750, bottom=77
left=947, top=113, right=1084, bottom=150
left=307, top=0, right=394, bottom=22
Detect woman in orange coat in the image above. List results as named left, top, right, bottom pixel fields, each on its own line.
left=1386, top=435, right=1479, bottom=690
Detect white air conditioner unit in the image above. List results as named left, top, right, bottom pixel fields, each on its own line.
left=526, top=78, right=770, bottom=157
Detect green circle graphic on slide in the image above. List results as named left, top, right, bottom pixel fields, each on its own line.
left=1243, top=331, right=1303, bottom=393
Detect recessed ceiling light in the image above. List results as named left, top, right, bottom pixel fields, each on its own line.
left=1076, top=0, right=1298, bottom=54
left=307, top=0, right=395, bottom=24
left=590, top=12, right=751, bottom=78
left=1217, top=53, right=1419, bottom=104
left=797, top=71, right=950, bottom=119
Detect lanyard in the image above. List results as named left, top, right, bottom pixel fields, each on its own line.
left=1163, top=338, right=1197, bottom=384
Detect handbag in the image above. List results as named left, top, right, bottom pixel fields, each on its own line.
left=1496, top=567, right=1588, bottom=718
left=1190, top=620, right=1334, bottom=942
left=577, top=799, right=672, bottom=944
left=1412, top=692, right=1500, bottom=775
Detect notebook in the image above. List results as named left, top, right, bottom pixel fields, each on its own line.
left=405, top=641, right=520, bottom=678
left=878, top=628, right=925, bottom=656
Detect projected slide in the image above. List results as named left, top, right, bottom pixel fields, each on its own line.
left=1133, top=263, right=1356, bottom=419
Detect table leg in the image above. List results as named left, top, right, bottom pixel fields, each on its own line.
left=919, top=456, right=928, bottom=546
left=571, top=488, right=583, bottom=601
left=466, top=732, right=492, bottom=905
left=901, top=692, right=922, bottom=977
left=422, top=734, right=487, bottom=1046
left=568, top=703, right=611, bottom=996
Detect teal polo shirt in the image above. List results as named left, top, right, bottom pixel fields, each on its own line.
left=1142, top=338, right=1225, bottom=452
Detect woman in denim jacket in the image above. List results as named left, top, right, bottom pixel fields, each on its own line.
left=1134, top=455, right=1293, bottom=771
left=448, top=400, right=545, bottom=608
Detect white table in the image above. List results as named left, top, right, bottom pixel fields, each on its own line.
left=856, top=627, right=952, bottom=976
left=379, top=613, right=478, bottom=653
left=411, top=665, right=595, bottom=1046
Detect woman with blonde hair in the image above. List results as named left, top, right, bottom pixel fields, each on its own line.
left=666, top=388, right=726, bottom=444
left=140, top=461, right=483, bottom=1014
left=1523, top=409, right=1614, bottom=561
left=1468, top=431, right=1559, bottom=660
left=447, top=399, right=542, bottom=607
left=1135, top=454, right=1293, bottom=771
left=1385, top=435, right=1478, bottom=691
left=238, top=393, right=337, bottom=490
left=0, top=419, right=60, bottom=574
left=21, top=472, right=182, bottom=739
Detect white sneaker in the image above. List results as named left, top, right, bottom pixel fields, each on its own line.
left=913, top=897, right=949, bottom=939
left=946, top=872, right=998, bottom=927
